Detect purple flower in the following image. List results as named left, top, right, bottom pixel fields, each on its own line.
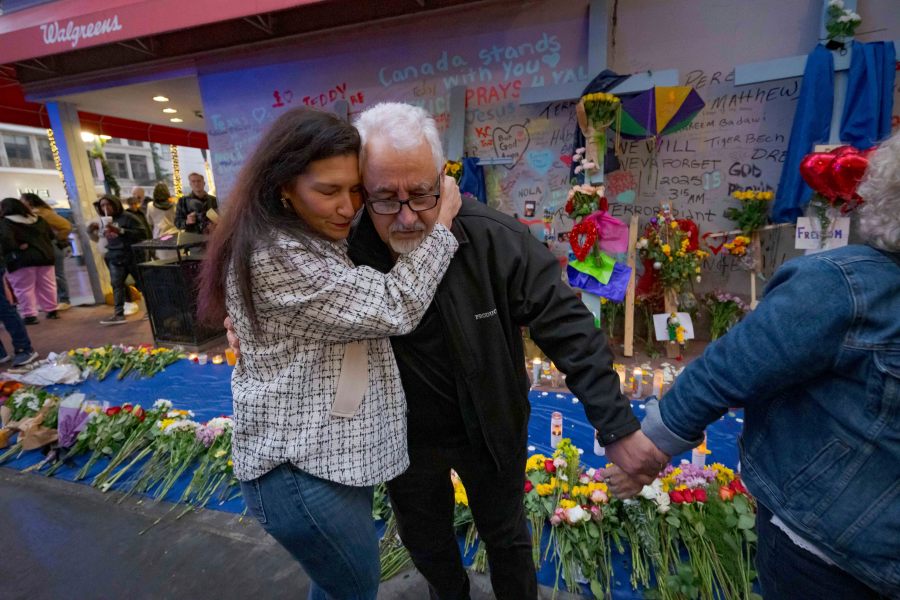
left=195, top=425, right=216, bottom=448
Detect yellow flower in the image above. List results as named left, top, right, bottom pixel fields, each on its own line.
left=215, top=449, right=227, bottom=459
left=676, top=326, right=686, bottom=344
left=662, top=244, right=671, bottom=256
left=536, top=483, right=555, bottom=496
left=525, top=454, right=548, bottom=472
left=158, top=418, right=176, bottom=430
left=227, top=459, right=233, bottom=468
left=695, top=267, right=702, bottom=273
left=670, top=221, right=679, bottom=229
left=559, top=499, right=577, bottom=509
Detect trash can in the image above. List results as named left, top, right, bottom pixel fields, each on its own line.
left=133, top=232, right=224, bottom=351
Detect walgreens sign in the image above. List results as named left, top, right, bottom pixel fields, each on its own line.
left=39, top=15, right=123, bottom=49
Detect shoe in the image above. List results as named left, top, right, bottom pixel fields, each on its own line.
left=0, top=352, right=10, bottom=365
left=24, top=316, right=39, bottom=325
left=57, top=302, right=71, bottom=311
left=12, top=350, right=39, bottom=368
left=100, top=315, right=127, bottom=325
left=47, top=310, right=59, bottom=320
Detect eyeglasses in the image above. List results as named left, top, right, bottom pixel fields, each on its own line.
left=364, top=175, right=441, bottom=215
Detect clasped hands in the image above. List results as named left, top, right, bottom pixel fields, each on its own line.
left=603, top=430, right=670, bottom=499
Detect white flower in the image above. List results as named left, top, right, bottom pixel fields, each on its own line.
left=636, top=238, right=649, bottom=249
left=163, top=420, right=200, bottom=435
left=27, top=399, right=40, bottom=412
left=566, top=506, right=588, bottom=524
left=849, top=11, right=861, bottom=21
left=639, top=485, right=658, bottom=501
left=553, top=457, right=567, bottom=469
left=153, top=399, right=173, bottom=410
left=828, top=0, right=843, bottom=8
left=653, top=261, right=662, bottom=270
left=586, top=468, right=597, bottom=479
left=574, top=165, right=584, bottom=174
left=657, top=503, right=671, bottom=514
left=838, top=14, right=851, bottom=22
left=206, top=417, right=234, bottom=430
left=696, top=276, right=702, bottom=283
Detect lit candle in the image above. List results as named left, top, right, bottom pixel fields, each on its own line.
left=532, top=358, right=542, bottom=387
left=652, top=369, right=665, bottom=397
left=692, top=434, right=711, bottom=467
left=225, top=348, right=237, bottom=366
left=188, top=353, right=198, bottom=363
left=615, top=365, right=627, bottom=394
left=550, top=411, right=563, bottom=449
left=198, top=353, right=208, bottom=365
left=632, top=367, right=643, bottom=398
left=212, top=354, right=224, bottom=365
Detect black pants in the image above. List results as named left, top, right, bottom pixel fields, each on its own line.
left=386, top=444, right=536, bottom=600
left=105, top=255, right=141, bottom=317
left=756, top=504, right=889, bottom=600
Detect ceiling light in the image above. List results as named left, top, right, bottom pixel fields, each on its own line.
left=169, top=117, right=183, bottom=123
left=163, top=108, right=177, bottom=114
left=152, top=96, right=169, bottom=102
left=80, top=132, right=95, bottom=142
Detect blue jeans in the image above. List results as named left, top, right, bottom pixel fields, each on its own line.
left=0, top=268, right=33, bottom=357
left=241, top=464, right=379, bottom=600
left=756, top=504, right=888, bottom=600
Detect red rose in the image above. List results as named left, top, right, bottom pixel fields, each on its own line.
left=731, top=479, right=748, bottom=495
left=565, top=199, right=574, bottom=214
left=524, top=480, right=534, bottom=493
left=682, top=489, right=695, bottom=504
left=670, top=490, right=685, bottom=504
left=599, top=196, right=609, bottom=212
left=545, top=459, right=556, bottom=473
left=133, top=406, right=146, bottom=422
left=122, top=404, right=133, bottom=413
left=693, top=488, right=707, bottom=503
left=106, top=406, right=121, bottom=417
left=719, top=487, right=735, bottom=501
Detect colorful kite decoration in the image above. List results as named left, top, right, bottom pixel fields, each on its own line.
left=614, top=86, right=706, bottom=143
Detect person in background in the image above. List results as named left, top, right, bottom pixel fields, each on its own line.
left=87, top=195, right=149, bottom=326
left=0, top=267, right=38, bottom=366
left=20, top=193, right=72, bottom=311
left=175, top=173, right=217, bottom=234
left=608, top=131, right=900, bottom=599
left=0, top=198, right=58, bottom=324
left=146, top=183, right=179, bottom=260
left=126, top=190, right=152, bottom=239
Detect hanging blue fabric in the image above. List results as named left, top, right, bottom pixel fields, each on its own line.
left=773, top=45, right=834, bottom=223
left=840, top=41, right=896, bottom=149
left=459, top=156, right=487, bottom=204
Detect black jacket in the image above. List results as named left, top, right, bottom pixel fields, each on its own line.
left=93, top=197, right=149, bottom=259
left=0, top=216, right=55, bottom=272
left=175, top=193, right=217, bottom=233
left=348, top=199, right=639, bottom=468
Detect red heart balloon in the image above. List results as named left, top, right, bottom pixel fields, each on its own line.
left=830, top=153, right=869, bottom=199
left=829, top=145, right=858, bottom=156
left=800, top=152, right=836, bottom=199
left=569, top=220, right=597, bottom=262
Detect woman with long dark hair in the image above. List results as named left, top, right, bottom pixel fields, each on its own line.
left=198, top=108, right=460, bottom=599
left=0, top=197, right=58, bottom=324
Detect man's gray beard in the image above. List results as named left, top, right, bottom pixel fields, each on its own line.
left=389, top=233, right=426, bottom=254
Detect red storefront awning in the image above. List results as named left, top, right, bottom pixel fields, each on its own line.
left=0, top=77, right=208, bottom=148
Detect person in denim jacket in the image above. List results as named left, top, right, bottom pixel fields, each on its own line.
left=610, top=132, right=900, bottom=599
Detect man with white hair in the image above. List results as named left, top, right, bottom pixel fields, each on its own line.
left=614, top=131, right=900, bottom=599
left=347, top=103, right=666, bottom=599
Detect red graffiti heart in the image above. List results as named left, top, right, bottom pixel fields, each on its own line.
left=560, top=154, right=573, bottom=167
left=569, top=220, right=598, bottom=262
left=701, top=232, right=726, bottom=255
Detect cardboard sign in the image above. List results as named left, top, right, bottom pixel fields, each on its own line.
left=795, top=217, right=849, bottom=251
left=653, top=312, right=695, bottom=342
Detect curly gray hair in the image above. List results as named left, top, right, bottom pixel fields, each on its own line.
left=857, top=131, right=900, bottom=252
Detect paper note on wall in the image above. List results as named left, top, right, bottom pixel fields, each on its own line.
left=794, top=216, right=850, bottom=251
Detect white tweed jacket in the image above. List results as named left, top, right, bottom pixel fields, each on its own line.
left=227, top=224, right=458, bottom=485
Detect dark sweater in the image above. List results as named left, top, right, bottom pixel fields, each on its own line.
left=0, top=216, right=55, bottom=272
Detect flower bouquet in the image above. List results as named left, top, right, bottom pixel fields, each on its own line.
left=175, top=417, right=239, bottom=514
left=576, top=92, right=621, bottom=174
left=725, top=190, right=773, bottom=235
left=0, top=387, right=60, bottom=463
left=443, top=160, right=463, bottom=184
left=703, top=291, right=749, bottom=340
left=637, top=211, right=708, bottom=293
left=73, top=403, right=147, bottom=480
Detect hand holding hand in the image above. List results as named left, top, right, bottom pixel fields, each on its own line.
left=186, top=212, right=198, bottom=225
left=602, top=464, right=652, bottom=499
left=605, top=430, right=670, bottom=480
